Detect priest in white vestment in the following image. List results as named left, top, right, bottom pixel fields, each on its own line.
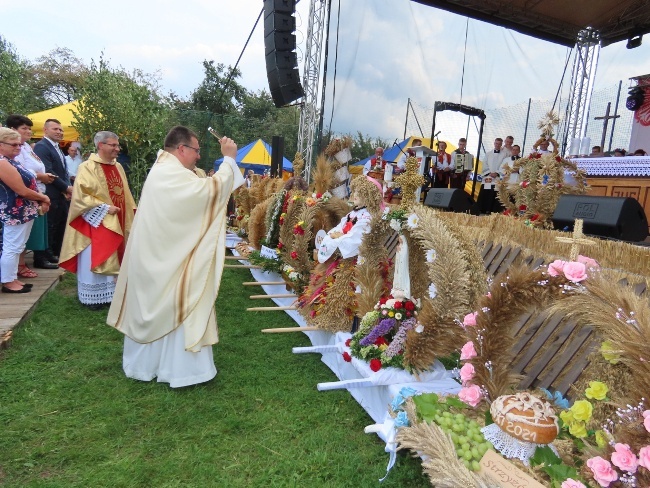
left=107, top=126, right=245, bottom=388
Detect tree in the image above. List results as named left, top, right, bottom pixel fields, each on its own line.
left=27, top=47, right=89, bottom=106
left=72, top=58, right=171, bottom=199
left=0, top=36, right=46, bottom=117
left=190, top=61, right=247, bottom=114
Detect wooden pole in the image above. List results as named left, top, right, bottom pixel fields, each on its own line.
left=243, top=281, right=285, bottom=286
left=261, top=326, right=320, bottom=333
left=224, top=264, right=261, bottom=269
left=247, top=306, right=297, bottom=312
left=224, top=255, right=241, bottom=260
left=249, top=294, right=297, bottom=299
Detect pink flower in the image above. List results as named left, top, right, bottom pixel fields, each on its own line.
left=561, top=479, right=586, bottom=488
left=638, top=446, right=650, bottom=470
left=458, top=384, right=482, bottom=407
left=462, top=312, right=477, bottom=327
left=548, top=259, right=566, bottom=277
left=459, top=363, right=475, bottom=384
left=460, top=341, right=477, bottom=360
left=611, top=443, right=638, bottom=473
left=586, top=456, right=618, bottom=487
left=644, top=415, right=650, bottom=433
left=563, top=261, right=588, bottom=283
left=577, top=255, right=600, bottom=270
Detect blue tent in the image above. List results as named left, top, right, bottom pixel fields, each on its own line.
left=213, top=138, right=293, bottom=174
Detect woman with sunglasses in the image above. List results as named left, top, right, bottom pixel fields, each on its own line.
left=0, top=128, right=51, bottom=293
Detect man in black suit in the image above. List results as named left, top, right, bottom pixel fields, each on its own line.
left=33, top=118, right=73, bottom=268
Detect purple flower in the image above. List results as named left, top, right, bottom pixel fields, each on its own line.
left=383, top=318, right=416, bottom=358
left=359, top=318, right=396, bottom=346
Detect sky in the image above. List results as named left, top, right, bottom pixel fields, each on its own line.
left=2, top=0, right=649, bottom=144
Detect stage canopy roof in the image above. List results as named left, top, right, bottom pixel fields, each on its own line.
left=412, top=0, right=650, bottom=47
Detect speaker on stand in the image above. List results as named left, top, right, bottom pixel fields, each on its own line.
left=264, top=0, right=304, bottom=107
left=423, top=188, right=475, bottom=213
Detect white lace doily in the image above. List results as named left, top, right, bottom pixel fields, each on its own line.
left=481, top=423, right=558, bottom=466
left=572, top=156, right=650, bottom=176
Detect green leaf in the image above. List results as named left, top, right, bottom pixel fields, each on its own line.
left=529, top=445, right=562, bottom=467
left=484, top=409, right=494, bottom=426
left=543, top=464, right=580, bottom=484
left=445, top=396, right=467, bottom=410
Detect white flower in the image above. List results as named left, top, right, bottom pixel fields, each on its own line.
left=428, top=283, right=437, bottom=299
left=389, top=219, right=402, bottom=231
left=289, top=272, right=298, bottom=280
left=406, top=213, right=419, bottom=229
left=395, top=312, right=403, bottom=320
left=415, top=323, right=424, bottom=333
left=357, top=255, right=365, bottom=265
left=425, top=249, right=437, bottom=263
left=415, top=298, right=421, bottom=308
left=382, top=206, right=390, bottom=220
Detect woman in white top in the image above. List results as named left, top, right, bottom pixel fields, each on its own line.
left=5, top=114, right=56, bottom=278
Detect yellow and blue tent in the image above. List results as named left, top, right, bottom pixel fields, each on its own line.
left=28, top=101, right=80, bottom=142
left=214, top=138, right=292, bottom=175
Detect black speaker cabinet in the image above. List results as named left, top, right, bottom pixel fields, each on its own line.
left=552, top=194, right=649, bottom=242
left=424, top=188, right=474, bottom=213
left=263, top=0, right=303, bottom=107
left=270, top=136, right=284, bottom=178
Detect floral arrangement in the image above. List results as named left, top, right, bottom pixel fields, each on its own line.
left=381, top=207, right=419, bottom=233
left=347, top=294, right=422, bottom=371
left=498, top=153, right=587, bottom=228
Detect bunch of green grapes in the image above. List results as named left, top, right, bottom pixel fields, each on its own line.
left=431, top=411, right=493, bottom=471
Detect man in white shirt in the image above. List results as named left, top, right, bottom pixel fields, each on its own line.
left=502, top=135, right=514, bottom=157
left=475, top=138, right=506, bottom=214
left=65, top=145, right=83, bottom=183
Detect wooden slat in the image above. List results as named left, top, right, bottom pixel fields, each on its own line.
left=553, top=352, right=594, bottom=398
left=510, top=312, right=550, bottom=360
left=480, top=241, right=493, bottom=260
left=482, top=243, right=502, bottom=271
left=487, top=245, right=512, bottom=277
left=534, top=325, right=595, bottom=391
left=518, top=319, right=580, bottom=390
left=511, top=313, right=564, bottom=374
left=634, top=281, right=647, bottom=296
left=511, top=310, right=534, bottom=337
left=529, top=257, right=545, bottom=270
left=493, top=247, right=522, bottom=276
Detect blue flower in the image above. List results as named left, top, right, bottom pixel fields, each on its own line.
left=399, top=387, right=418, bottom=398
left=390, top=394, right=405, bottom=411
left=542, top=174, right=549, bottom=185
left=394, top=411, right=410, bottom=428
left=540, top=388, right=570, bottom=409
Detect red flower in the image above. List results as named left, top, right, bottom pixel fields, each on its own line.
left=293, top=226, right=305, bottom=235
left=518, top=204, right=527, bottom=211
left=555, top=156, right=562, bottom=162
left=290, top=251, right=298, bottom=259
left=237, top=215, right=243, bottom=221
left=406, top=311, right=411, bottom=317
left=530, top=214, right=540, bottom=222
left=369, top=359, right=382, bottom=372
left=309, top=310, right=316, bottom=318
left=394, top=301, right=403, bottom=309
left=279, top=217, right=284, bottom=225
left=342, top=352, right=352, bottom=362
left=277, top=241, right=284, bottom=250
left=316, top=193, right=323, bottom=199
left=345, top=338, right=351, bottom=347
left=520, top=180, right=529, bottom=188
left=375, top=337, right=388, bottom=346
left=379, top=297, right=388, bottom=305
left=503, top=209, right=511, bottom=216
left=404, top=301, right=415, bottom=311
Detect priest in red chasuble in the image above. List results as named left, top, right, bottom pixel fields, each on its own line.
left=59, top=131, right=136, bottom=309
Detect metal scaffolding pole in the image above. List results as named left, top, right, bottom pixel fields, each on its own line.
left=563, top=28, right=601, bottom=155
left=297, top=0, right=328, bottom=182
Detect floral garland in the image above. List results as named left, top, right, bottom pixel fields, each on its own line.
left=347, top=295, right=422, bottom=371
left=498, top=152, right=587, bottom=228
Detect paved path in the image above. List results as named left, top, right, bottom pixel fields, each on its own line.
left=0, top=257, right=65, bottom=349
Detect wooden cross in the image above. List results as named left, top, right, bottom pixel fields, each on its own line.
left=594, top=102, right=620, bottom=152
left=555, top=219, right=595, bottom=261
left=394, top=156, right=424, bottom=210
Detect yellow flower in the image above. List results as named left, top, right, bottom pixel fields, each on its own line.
left=568, top=421, right=588, bottom=438
left=379, top=344, right=388, bottom=351
left=297, top=221, right=304, bottom=227
left=388, top=311, right=395, bottom=317
left=559, top=410, right=574, bottom=425
left=600, top=341, right=620, bottom=364
left=595, top=430, right=608, bottom=448
left=570, top=400, right=593, bottom=422
left=585, top=381, right=608, bottom=401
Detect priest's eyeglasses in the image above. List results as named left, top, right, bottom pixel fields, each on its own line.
left=181, top=144, right=201, bottom=154
left=102, top=143, right=121, bottom=149
left=0, top=142, right=22, bottom=148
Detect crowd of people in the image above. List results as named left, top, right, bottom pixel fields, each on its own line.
left=0, top=117, right=244, bottom=388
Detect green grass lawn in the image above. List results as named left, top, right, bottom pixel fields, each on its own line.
left=0, top=269, right=429, bottom=487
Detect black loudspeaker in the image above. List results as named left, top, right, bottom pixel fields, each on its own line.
left=271, top=136, right=285, bottom=178
left=552, top=195, right=649, bottom=242
left=424, top=188, right=475, bottom=213
left=264, top=0, right=304, bottom=107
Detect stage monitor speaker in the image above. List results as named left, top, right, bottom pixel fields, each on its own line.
left=424, top=188, right=474, bottom=213
left=552, top=194, right=649, bottom=242
left=264, top=0, right=303, bottom=107
left=271, top=136, right=285, bottom=178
